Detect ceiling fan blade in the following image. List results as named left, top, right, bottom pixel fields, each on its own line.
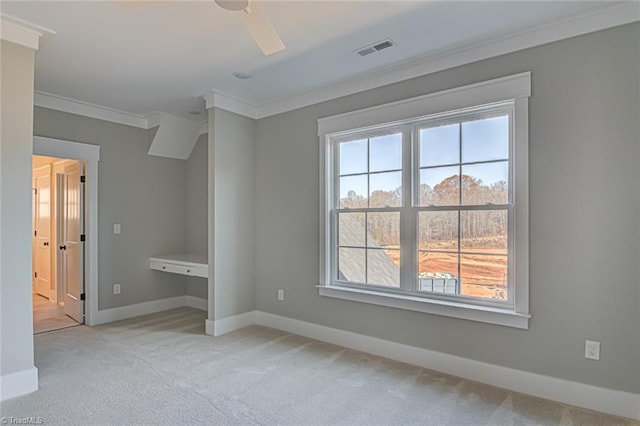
left=239, top=1, right=285, bottom=56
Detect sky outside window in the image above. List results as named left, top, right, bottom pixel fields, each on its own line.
left=339, top=115, right=509, bottom=199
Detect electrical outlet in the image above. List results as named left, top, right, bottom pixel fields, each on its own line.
left=585, top=340, right=600, bottom=360
left=113, top=224, right=121, bottom=234
left=114, top=284, right=121, bottom=295
left=277, top=289, right=284, bottom=301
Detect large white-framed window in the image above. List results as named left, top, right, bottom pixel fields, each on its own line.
left=318, top=73, right=531, bottom=329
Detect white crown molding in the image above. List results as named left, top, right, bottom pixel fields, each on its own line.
left=35, top=92, right=210, bottom=136
left=204, top=91, right=258, bottom=119
left=144, top=111, right=163, bottom=129
left=252, top=2, right=640, bottom=119
left=0, top=14, right=55, bottom=50
left=32, top=3, right=638, bottom=123
left=35, top=91, right=150, bottom=129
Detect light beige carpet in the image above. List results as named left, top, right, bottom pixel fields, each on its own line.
left=2, top=307, right=636, bottom=425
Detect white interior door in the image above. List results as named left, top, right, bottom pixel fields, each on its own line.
left=34, top=165, right=53, bottom=300
left=62, top=162, right=84, bottom=323
left=32, top=185, right=37, bottom=293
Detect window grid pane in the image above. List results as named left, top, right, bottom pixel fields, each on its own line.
left=417, top=112, right=510, bottom=301
left=336, top=135, right=402, bottom=289
left=334, top=107, right=512, bottom=305
left=338, top=135, right=403, bottom=209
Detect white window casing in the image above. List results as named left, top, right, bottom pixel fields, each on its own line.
left=318, top=72, right=531, bottom=329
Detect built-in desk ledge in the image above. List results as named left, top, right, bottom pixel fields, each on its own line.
left=149, top=254, right=208, bottom=278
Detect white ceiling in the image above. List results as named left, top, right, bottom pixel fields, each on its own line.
left=0, top=1, right=633, bottom=120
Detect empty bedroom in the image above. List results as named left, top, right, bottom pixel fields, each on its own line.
left=0, top=1, right=638, bottom=425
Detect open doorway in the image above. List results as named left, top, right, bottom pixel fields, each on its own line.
left=32, top=155, right=85, bottom=334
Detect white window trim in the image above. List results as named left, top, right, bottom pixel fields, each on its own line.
left=318, top=72, right=530, bottom=329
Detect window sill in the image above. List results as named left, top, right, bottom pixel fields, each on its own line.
left=317, top=285, right=530, bottom=329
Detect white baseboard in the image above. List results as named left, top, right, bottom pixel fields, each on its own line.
left=93, top=295, right=188, bottom=325
left=206, top=311, right=256, bottom=337
left=0, top=366, right=38, bottom=401
left=205, top=319, right=215, bottom=336
left=185, top=295, right=207, bottom=311
left=253, top=311, right=640, bottom=421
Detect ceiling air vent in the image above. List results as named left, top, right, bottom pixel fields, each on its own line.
left=355, top=39, right=395, bottom=57
left=357, top=47, right=377, bottom=57
left=373, top=40, right=393, bottom=51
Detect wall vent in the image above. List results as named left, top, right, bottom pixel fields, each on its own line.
left=355, top=39, right=395, bottom=57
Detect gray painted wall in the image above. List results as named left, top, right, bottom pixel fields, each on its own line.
left=186, top=134, right=208, bottom=299
left=1, top=40, right=37, bottom=379
left=33, top=108, right=189, bottom=310
left=254, top=24, right=640, bottom=394
left=211, top=108, right=256, bottom=320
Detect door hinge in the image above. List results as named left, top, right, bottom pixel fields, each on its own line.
left=80, top=293, right=85, bottom=301
left=35, top=272, right=38, bottom=278
left=80, top=176, right=86, bottom=183
left=34, top=230, right=37, bottom=237
left=80, top=234, right=86, bottom=242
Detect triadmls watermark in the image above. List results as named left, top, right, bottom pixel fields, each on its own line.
left=1, top=417, right=44, bottom=425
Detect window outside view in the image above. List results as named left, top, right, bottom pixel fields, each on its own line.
left=336, top=114, right=510, bottom=301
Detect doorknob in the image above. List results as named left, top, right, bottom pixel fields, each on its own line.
left=44, top=242, right=49, bottom=246
left=59, top=245, right=67, bottom=250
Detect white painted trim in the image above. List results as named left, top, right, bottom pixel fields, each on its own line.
left=513, top=97, right=529, bottom=312
left=318, top=72, right=531, bottom=135
left=34, top=92, right=149, bottom=129
left=34, top=136, right=100, bottom=162
left=205, top=311, right=256, bottom=337
left=0, top=366, right=38, bottom=401
left=204, top=92, right=258, bottom=119
left=33, top=137, right=100, bottom=326
left=254, top=2, right=639, bottom=119
left=27, top=5, right=638, bottom=123
left=198, top=120, right=208, bottom=135
left=144, top=111, right=163, bottom=129
left=0, top=14, right=54, bottom=50
left=318, top=74, right=531, bottom=327
left=207, top=112, right=215, bottom=329
left=146, top=112, right=202, bottom=160
left=318, top=286, right=529, bottom=329
left=65, top=293, right=640, bottom=420
left=93, top=295, right=188, bottom=325
left=185, top=295, right=207, bottom=311
left=205, top=319, right=215, bottom=336
left=253, top=311, right=640, bottom=421
left=34, top=93, right=209, bottom=135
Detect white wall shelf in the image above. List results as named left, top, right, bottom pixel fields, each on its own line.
left=149, top=254, right=207, bottom=279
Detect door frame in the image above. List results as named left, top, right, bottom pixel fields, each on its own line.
left=33, top=136, right=100, bottom=326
